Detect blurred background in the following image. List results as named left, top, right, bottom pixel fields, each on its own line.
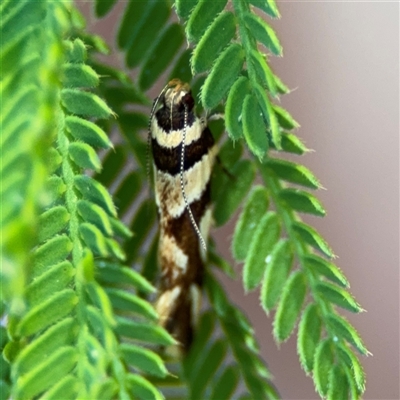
left=76, top=1, right=399, bottom=399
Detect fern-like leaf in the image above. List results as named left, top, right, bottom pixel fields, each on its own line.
left=2, top=4, right=171, bottom=398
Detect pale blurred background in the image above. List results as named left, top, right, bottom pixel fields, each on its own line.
left=77, top=1, right=399, bottom=398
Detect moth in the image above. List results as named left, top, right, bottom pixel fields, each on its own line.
left=149, top=79, right=217, bottom=352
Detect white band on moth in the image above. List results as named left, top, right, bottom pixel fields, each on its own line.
left=151, top=117, right=204, bottom=148
left=159, top=234, right=188, bottom=274
left=154, top=149, right=216, bottom=218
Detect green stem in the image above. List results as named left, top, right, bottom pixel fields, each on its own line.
left=232, top=0, right=258, bottom=83
left=57, top=106, right=90, bottom=395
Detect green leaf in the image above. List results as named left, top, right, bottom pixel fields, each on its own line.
left=1, top=1, right=44, bottom=49
left=13, top=318, right=76, bottom=378
left=0, top=381, right=9, bottom=400
left=32, top=235, right=73, bottom=276
left=95, top=0, right=118, bottom=18
left=45, top=175, right=66, bottom=204
left=105, top=238, right=125, bottom=261
left=210, top=366, right=239, bottom=400
left=169, top=48, right=192, bottom=83
left=118, top=113, right=148, bottom=168
left=225, top=76, right=251, bottom=140
left=17, top=290, right=78, bottom=337
left=192, top=11, right=236, bottom=74
left=106, top=288, right=158, bottom=320
left=314, top=339, right=334, bottom=397
left=273, top=270, right=306, bottom=342
left=292, top=221, right=334, bottom=257
left=85, top=283, right=115, bottom=327
left=242, top=92, right=268, bottom=159
left=188, top=340, right=227, bottom=399
left=125, top=0, right=170, bottom=68
left=62, top=63, right=99, bottom=88
left=38, top=206, right=69, bottom=243
left=218, top=138, right=244, bottom=168
left=204, top=276, right=278, bottom=398
left=3, top=340, right=21, bottom=365
left=249, top=50, right=277, bottom=96
left=209, top=250, right=236, bottom=278
left=244, top=12, right=282, bottom=56
left=68, top=142, right=101, bottom=172
left=204, top=274, right=231, bottom=319
left=186, top=0, right=228, bottom=43
left=232, top=185, right=269, bottom=261
left=64, top=38, right=87, bottom=63
left=117, top=0, right=148, bottom=49
left=38, top=376, right=78, bottom=400
left=47, top=148, right=62, bottom=174
left=213, top=159, right=255, bottom=226
left=95, top=145, right=126, bottom=187
left=121, top=343, right=168, bottom=378
left=61, top=89, right=113, bottom=119
left=261, top=239, right=293, bottom=313
left=139, top=23, right=184, bottom=91
left=272, top=73, right=290, bottom=95
left=77, top=200, right=113, bottom=237
left=0, top=326, right=7, bottom=349
left=201, top=43, right=245, bottom=110
left=74, top=175, right=117, bottom=217
left=253, top=83, right=280, bottom=148
left=278, top=132, right=308, bottom=155
left=249, top=0, right=280, bottom=18
left=15, top=347, right=77, bottom=400
left=97, top=262, right=155, bottom=294
left=65, top=116, right=112, bottom=148
left=327, top=365, right=349, bottom=400
left=184, top=311, right=216, bottom=378
left=279, top=188, right=326, bottom=216
left=303, top=254, right=349, bottom=287
left=127, top=374, right=163, bottom=400
left=92, top=379, right=118, bottom=400
left=113, top=171, right=142, bottom=216
left=346, top=369, right=361, bottom=400
left=100, top=81, right=148, bottom=110
left=327, top=314, right=369, bottom=355
left=110, top=218, right=132, bottom=239
left=124, top=200, right=156, bottom=264
left=316, top=282, right=362, bottom=313
left=25, top=262, right=75, bottom=307
left=338, top=345, right=366, bottom=393
left=243, top=212, right=281, bottom=291
left=274, top=105, right=300, bottom=130
left=116, top=317, right=176, bottom=346
left=266, top=159, right=321, bottom=189
left=80, top=222, right=109, bottom=257
left=297, top=303, right=322, bottom=374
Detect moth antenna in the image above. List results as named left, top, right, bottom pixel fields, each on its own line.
left=180, top=104, right=207, bottom=251
left=147, top=82, right=171, bottom=185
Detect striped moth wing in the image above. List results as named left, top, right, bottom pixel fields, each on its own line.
left=150, top=79, right=217, bottom=352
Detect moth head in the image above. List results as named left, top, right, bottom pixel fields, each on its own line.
left=163, top=79, right=194, bottom=113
